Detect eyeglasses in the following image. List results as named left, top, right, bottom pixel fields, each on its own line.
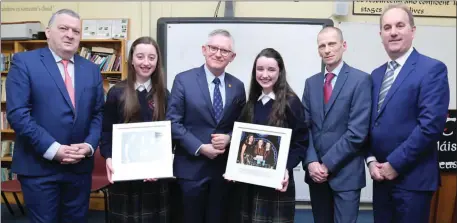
left=206, top=45, right=232, bottom=57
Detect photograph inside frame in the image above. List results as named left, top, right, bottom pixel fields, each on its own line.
left=121, top=130, right=165, bottom=164
left=236, top=131, right=280, bottom=170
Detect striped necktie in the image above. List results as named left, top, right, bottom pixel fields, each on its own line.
left=377, top=61, right=399, bottom=112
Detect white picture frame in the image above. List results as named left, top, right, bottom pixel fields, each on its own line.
left=111, top=121, right=174, bottom=182
left=224, top=122, right=292, bottom=189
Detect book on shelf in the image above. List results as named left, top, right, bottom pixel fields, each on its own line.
left=79, top=46, right=121, bottom=72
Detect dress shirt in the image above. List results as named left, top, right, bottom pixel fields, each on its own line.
left=257, top=91, right=276, bottom=105
left=324, top=60, right=344, bottom=88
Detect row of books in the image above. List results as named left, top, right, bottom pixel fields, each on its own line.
left=1, top=111, right=10, bottom=130
left=0, top=53, right=13, bottom=72
left=79, top=46, right=122, bottom=72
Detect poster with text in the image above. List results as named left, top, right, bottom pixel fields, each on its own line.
left=438, top=110, right=456, bottom=172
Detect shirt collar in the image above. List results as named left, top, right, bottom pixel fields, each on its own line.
left=135, top=78, right=152, bottom=92
left=390, top=46, right=414, bottom=67
left=49, top=47, right=74, bottom=63
left=257, top=91, right=276, bottom=102
left=204, top=64, right=225, bottom=86
left=325, top=60, right=344, bottom=77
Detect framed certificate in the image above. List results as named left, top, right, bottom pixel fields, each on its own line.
left=224, top=122, right=292, bottom=189
left=111, top=121, right=174, bottom=182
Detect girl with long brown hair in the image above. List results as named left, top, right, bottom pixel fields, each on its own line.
left=230, top=48, right=308, bottom=222
left=99, top=36, right=171, bottom=222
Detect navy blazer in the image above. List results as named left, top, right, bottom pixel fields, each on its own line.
left=6, top=47, right=104, bottom=176
left=367, top=49, right=449, bottom=191
left=302, top=62, right=372, bottom=191
left=166, top=65, right=246, bottom=180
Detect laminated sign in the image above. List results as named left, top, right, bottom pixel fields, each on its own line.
left=438, top=110, right=457, bottom=172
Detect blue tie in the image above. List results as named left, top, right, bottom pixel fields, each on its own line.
left=212, top=77, right=223, bottom=122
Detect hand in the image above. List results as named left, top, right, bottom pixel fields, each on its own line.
left=223, top=174, right=236, bottom=183
left=199, top=144, right=225, bottom=159
left=106, top=158, right=114, bottom=184
left=144, top=178, right=158, bottom=182
left=378, top=162, right=398, bottom=180
left=308, top=162, right=328, bottom=183
left=55, top=145, right=85, bottom=164
left=61, top=143, right=91, bottom=164
left=368, top=161, right=384, bottom=182
left=211, top=134, right=230, bottom=150
left=277, top=169, right=289, bottom=192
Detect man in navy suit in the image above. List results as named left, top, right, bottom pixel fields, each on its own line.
left=302, top=27, right=372, bottom=223
left=6, top=9, right=104, bottom=223
left=166, top=29, right=246, bottom=223
left=366, top=4, right=450, bottom=223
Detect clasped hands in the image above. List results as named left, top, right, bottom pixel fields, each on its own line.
left=55, top=143, right=91, bottom=165
left=199, top=134, right=230, bottom=159
left=369, top=161, right=398, bottom=181
left=308, top=162, right=329, bottom=183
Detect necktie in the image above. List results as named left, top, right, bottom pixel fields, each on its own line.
left=324, top=73, right=335, bottom=104
left=377, top=61, right=399, bottom=112
left=61, top=60, right=75, bottom=108
left=212, top=77, right=223, bottom=122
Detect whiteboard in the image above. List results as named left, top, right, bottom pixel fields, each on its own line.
left=340, top=22, right=457, bottom=203
left=157, top=17, right=333, bottom=201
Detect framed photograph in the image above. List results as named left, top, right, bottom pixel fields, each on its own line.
left=111, top=121, right=174, bottom=182
left=224, top=122, right=292, bottom=189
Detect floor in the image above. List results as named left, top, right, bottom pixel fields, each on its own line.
left=1, top=204, right=375, bottom=222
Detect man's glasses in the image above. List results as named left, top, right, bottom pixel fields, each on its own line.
left=206, top=45, right=232, bottom=57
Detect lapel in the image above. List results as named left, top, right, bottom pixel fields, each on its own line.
left=324, top=63, right=349, bottom=117
left=74, top=55, right=85, bottom=113
left=196, top=66, right=216, bottom=124
left=40, top=48, right=75, bottom=115
left=314, top=73, right=325, bottom=126
left=220, top=73, right=234, bottom=123
left=376, top=49, right=418, bottom=120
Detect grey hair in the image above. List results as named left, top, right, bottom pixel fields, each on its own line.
left=207, top=29, right=235, bottom=51
left=380, top=3, right=415, bottom=30
left=48, top=9, right=80, bottom=27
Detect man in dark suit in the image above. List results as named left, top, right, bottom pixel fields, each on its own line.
left=5, top=9, right=104, bottom=223
left=166, top=29, right=246, bottom=223
left=302, top=27, right=372, bottom=223
left=366, top=4, right=450, bottom=223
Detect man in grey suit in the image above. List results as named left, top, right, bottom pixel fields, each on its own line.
left=302, top=27, right=372, bottom=223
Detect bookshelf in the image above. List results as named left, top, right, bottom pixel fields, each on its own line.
left=1, top=39, right=126, bottom=168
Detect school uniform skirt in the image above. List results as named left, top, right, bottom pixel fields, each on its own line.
left=228, top=175, right=296, bottom=223
left=107, top=180, right=170, bottom=223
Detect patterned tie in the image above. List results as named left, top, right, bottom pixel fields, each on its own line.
left=324, top=73, right=335, bottom=104
left=377, top=61, right=399, bottom=112
left=61, top=60, right=75, bottom=108
left=212, top=77, right=223, bottom=122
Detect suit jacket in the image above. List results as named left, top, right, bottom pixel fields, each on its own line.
left=166, top=65, right=246, bottom=180
left=6, top=47, right=104, bottom=176
left=367, top=48, right=449, bottom=191
left=302, top=62, right=372, bottom=191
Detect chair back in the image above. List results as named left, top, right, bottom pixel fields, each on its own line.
left=92, top=148, right=107, bottom=177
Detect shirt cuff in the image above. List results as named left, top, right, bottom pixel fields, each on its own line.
left=84, top=143, right=94, bottom=157
left=195, top=144, right=202, bottom=156
left=366, top=156, right=377, bottom=165
left=43, top=141, right=61, bottom=160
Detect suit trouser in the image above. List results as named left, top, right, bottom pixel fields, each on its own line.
left=177, top=176, right=229, bottom=223
left=373, top=181, right=433, bottom=223
left=18, top=172, right=92, bottom=223
left=309, top=182, right=361, bottom=223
